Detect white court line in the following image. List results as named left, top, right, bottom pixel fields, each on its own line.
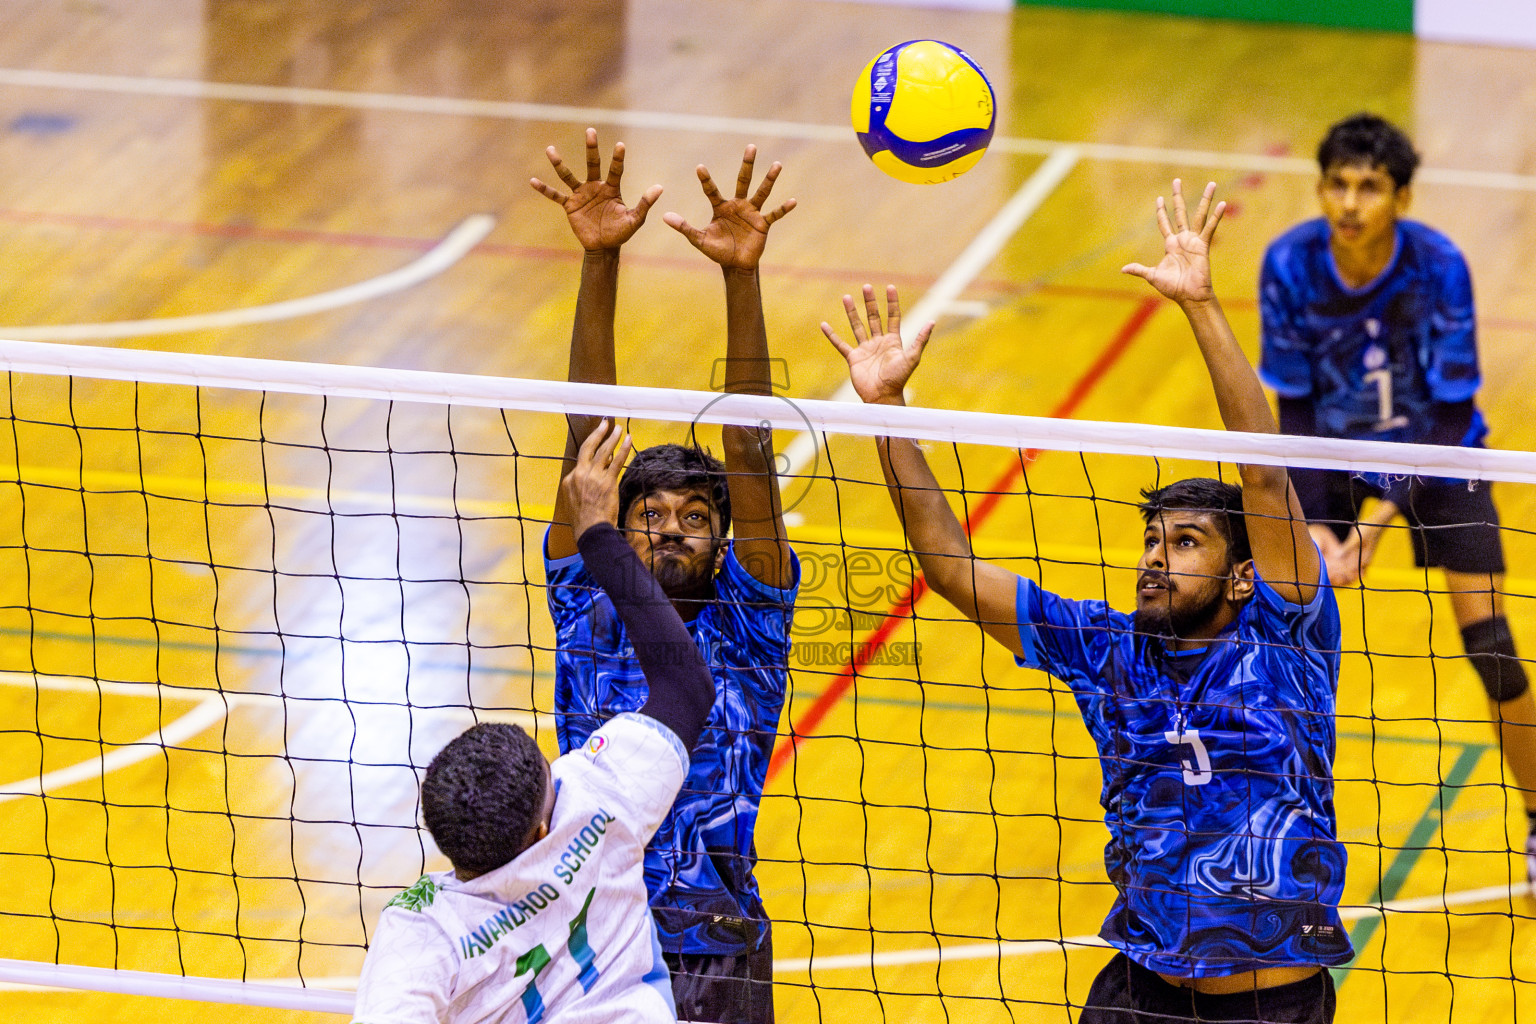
left=773, top=881, right=1536, bottom=973
left=0, top=69, right=1532, bottom=192
left=0, top=695, right=227, bottom=804
left=779, top=145, right=1082, bottom=479
left=0, top=671, right=540, bottom=806
left=4, top=882, right=1521, bottom=1008
left=0, top=671, right=543, bottom=724
left=0, top=214, right=495, bottom=341
left=0, top=959, right=355, bottom=1013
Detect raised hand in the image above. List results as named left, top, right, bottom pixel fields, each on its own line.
left=1122, top=179, right=1225, bottom=305
left=561, top=419, right=632, bottom=539
left=663, top=145, right=796, bottom=271
left=530, top=128, right=663, bottom=252
left=822, top=284, right=934, bottom=406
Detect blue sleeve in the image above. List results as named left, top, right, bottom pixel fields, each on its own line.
left=711, top=544, right=800, bottom=706
left=1258, top=244, right=1315, bottom=399
left=1012, top=576, right=1117, bottom=694
left=1425, top=249, right=1480, bottom=403
left=1247, top=561, right=1342, bottom=715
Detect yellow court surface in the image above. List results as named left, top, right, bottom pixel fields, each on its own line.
left=1, top=2, right=1535, bottom=1021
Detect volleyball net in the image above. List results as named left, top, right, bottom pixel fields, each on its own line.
left=0, top=338, right=1532, bottom=1019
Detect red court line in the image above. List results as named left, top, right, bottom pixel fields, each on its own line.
left=16, top=205, right=1532, bottom=332
left=0, top=208, right=437, bottom=251
left=765, top=295, right=1163, bottom=782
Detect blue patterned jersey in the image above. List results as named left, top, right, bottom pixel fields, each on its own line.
left=546, top=533, right=799, bottom=956
left=1259, top=218, right=1486, bottom=449
left=1014, top=569, right=1352, bottom=977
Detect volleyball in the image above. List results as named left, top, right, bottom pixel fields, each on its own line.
left=851, top=39, right=995, bottom=185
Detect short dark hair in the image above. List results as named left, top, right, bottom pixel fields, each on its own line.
left=1138, top=478, right=1251, bottom=566
left=618, top=443, right=731, bottom=537
left=421, top=722, right=546, bottom=876
left=1317, top=113, right=1420, bottom=189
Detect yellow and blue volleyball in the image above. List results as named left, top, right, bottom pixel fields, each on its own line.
left=852, top=40, right=995, bottom=185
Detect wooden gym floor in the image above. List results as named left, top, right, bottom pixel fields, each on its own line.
left=0, top=1, right=1534, bottom=1021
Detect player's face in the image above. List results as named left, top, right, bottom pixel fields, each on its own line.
left=622, top=487, right=724, bottom=598
left=1317, top=161, right=1411, bottom=254
left=1134, top=511, right=1240, bottom=643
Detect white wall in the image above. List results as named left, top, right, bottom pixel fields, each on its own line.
left=1417, top=0, right=1536, bottom=47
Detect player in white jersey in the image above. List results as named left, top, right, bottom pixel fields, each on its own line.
left=354, top=420, right=721, bottom=1024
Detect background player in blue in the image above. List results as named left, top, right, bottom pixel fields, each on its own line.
left=531, top=130, right=799, bottom=1024
left=826, top=182, right=1347, bottom=1023
left=1259, top=113, right=1536, bottom=883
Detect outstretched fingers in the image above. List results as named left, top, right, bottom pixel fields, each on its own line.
left=748, top=160, right=779, bottom=208
left=763, top=197, right=797, bottom=226
left=1170, top=178, right=1190, bottom=233
left=633, top=183, right=663, bottom=221
left=1200, top=196, right=1226, bottom=244
left=583, top=127, right=602, bottom=182
left=1153, top=195, right=1174, bottom=240
left=661, top=211, right=701, bottom=245
left=821, top=320, right=854, bottom=359
left=1189, top=180, right=1212, bottom=231
left=883, top=284, right=904, bottom=338
left=544, top=144, right=583, bottom=194
left=861, top=284, right=887, bottom=339
left=605, top=140, right=627, bottom=188
left=843, top=291, right=871, bottom=343
left=908, top=319, right=935, bottom=361
left=696, top=164, right=726, bottom=208
left=735, top=145, right=758, bottom=200
left=529, top=176, right=565, bottom=204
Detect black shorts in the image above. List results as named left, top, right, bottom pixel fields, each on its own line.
left=665, top=935, right=775, bottom=1024
left=1309, top=471, right=1505, bottom=575
left=1080, top=952, right=1335, bottom=1024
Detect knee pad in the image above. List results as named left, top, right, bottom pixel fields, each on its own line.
left=1461, top=616, right=1530, bottom=703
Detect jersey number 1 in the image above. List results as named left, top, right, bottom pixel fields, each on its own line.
left=1363, top=368, right=1409, bottom=432
left=1163, top=728, right=1213, bottom=786
left=513, top=888, right=600, bottom=1023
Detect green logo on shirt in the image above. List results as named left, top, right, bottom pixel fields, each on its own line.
left=386, top=875, right=440, bottom=913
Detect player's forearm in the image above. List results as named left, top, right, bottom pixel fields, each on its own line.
left=1180, top=297, right=1289, bottom=492
left=576, top=522, right=714, bottom=750
left=876, top=431, right=978, bottom=603
left=718, top=268, right=775, bottom=471
left=570, top=250, right=620, bottom=384
left=721, top=267, right=773, bottom=396
left=1181, top=298, right=1277, bottom=435
left=564, top=250, right=622, bottom=459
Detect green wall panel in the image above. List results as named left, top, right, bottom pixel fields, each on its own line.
left=1013, top=1, right=1412, bottom=32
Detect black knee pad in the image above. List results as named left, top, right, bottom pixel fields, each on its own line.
left=1462, top=616, right=1530, bottom=703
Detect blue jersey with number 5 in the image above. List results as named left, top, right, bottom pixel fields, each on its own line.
left=1013, top=569, right=1351, bottom=977
left=1259, top=218, right=1485, bottom=446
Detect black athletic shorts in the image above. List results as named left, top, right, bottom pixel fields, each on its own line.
left=665, top=935, right=775, bottom=1024
left=1079, top=952, right=1335, bottom=1024
left=1306, top=471, right=1505, bottom=575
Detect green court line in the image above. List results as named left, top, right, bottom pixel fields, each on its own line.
left=4, top=624, right=1491, bottom=753
left=1331, top=740, right=1487, bottom=989
left=0, top=625, right=537, bottom=678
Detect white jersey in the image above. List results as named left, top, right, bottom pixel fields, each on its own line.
left=353, top=713, right=689, bottom=1024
